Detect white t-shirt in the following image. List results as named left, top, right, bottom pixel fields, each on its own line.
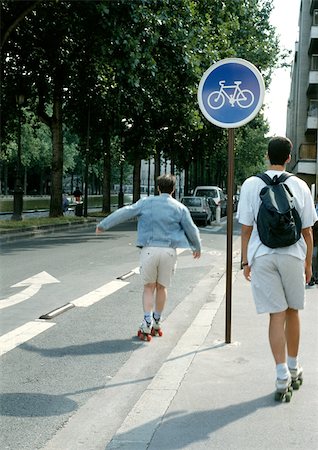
left=237, top=170, right=318, bottom=265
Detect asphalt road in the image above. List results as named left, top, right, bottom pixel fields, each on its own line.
left=0, top=219, right=241, bottom=450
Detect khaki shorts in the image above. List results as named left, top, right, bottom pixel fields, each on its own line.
left=251, top=254, right=305, bottom=314
left=140, top=247, right=177, bottom=287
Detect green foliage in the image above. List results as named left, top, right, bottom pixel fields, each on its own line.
left=1, top=0, right=281, bottom=199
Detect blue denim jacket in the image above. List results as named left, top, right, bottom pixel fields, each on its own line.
left=97, top=194, right=201, bottom=251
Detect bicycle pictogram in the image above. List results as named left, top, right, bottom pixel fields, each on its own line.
left=207, top=80, right=254, bottom=110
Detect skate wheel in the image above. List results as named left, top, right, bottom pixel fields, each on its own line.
left=158, top=329, right=163, bottom=337
left=285, top=392, right=292, bottom=402
left=151, top=328, right=156, bottom=336
left=274, top=392, right=282, bottom=402
left=292, top=380, right=300, bottom=390
left=146, top=334, right=152, bottom=342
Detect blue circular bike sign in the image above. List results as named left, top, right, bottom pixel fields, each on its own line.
left=198, top=58, right=265, bottom=128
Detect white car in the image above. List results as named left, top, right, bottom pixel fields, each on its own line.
left=181, top=196, right=212, bottom=226
left=193, top=185, right=227, bottom=217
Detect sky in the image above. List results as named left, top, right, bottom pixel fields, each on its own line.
left=264, top=0, right=302, bottom=136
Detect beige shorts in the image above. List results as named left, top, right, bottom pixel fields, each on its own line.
left=140, top=247, right=177, bottom=287
left=251, top=254, right=305, bottom=314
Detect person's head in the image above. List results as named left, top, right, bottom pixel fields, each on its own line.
left=267, top=136, right=292, bottom=166
left=157, top=174, right=176, bottom=194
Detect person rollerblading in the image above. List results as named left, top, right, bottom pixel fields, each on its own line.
left=96, top=174, right=201, bottom=344
left=274, top=375, right=293, bottom=402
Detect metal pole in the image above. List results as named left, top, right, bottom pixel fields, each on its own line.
left=225, top=128, right=235, bottom=343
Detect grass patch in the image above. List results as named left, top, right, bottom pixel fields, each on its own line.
left=0, top=215, right=97, bottom=231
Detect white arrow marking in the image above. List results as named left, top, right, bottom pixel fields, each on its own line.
left=0, top=271, right=60, bottom=310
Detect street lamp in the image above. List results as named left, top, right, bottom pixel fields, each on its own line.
left=11, top=93, right=25, bottom=221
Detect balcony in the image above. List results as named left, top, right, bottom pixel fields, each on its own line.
left=311, top=0, right=318, bottom=14
left=307, top=115, right=318, bottom=130
left=309, top=25, right=318, bottom=54
left=308, top=70, right=318, bottom=96
left=294, top=160, right=317, bottom=175
left=299, top=143, right=317, bottom=160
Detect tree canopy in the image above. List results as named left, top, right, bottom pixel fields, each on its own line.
left=1, top=0, right=281, bottom=216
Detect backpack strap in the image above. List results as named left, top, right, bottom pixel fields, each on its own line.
left=255, top=173, right=273, bottom=185
left=255, top=172, right=293, bottom=185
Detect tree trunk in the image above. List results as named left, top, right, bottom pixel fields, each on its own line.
left=49, top=90, right=63, bottom=217
left=83, top=154, right=89, bottom=217
left=102, top=128, right=111, bottom=213
left=184, top=161, right=189, bottom=196
left=154, top=148, right=161, bottom=195
left=133, top=157, right=141, bottom=203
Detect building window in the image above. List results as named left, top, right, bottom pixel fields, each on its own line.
left=308, top=100, right=318, bottom=117
left=314, top=10, right=318, bottom=26
left=312, top=55, right=318, bottom=71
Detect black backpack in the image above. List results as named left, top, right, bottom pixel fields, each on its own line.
left=255, top=173, right=302, bottom=248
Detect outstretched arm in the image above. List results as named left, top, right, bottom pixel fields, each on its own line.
left=96, top=200, right=142, bottom=234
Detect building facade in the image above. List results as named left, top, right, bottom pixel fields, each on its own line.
left=287, top=0, right=318, bottom=197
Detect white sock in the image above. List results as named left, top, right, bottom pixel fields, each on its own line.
left=287, top=356, right=299, bottom=370
left=276, top=363, right=289, bottom=380
left=144, top=312, right=152, bottom=325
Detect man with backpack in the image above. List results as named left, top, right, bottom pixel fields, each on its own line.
left=237, top=136, right=317, bottom=401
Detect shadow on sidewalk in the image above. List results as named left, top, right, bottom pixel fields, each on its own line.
left=107, top=394, right=280, bottom=449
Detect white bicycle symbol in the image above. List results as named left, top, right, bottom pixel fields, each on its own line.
left=207, top=80, right=254, bottom=110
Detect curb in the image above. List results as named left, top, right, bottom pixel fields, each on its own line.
left=0, top=218, right=98, bottom=243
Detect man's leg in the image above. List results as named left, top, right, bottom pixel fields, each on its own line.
left=269, top=310, right=287, bottom=365
left=285, top=308, right=300, bottom=358
left=154, top=282, right=167, bottom=314
left=143, top=282, right=156, bottom=314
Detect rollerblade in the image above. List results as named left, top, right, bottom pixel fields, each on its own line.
left=137, top=318, right=152, bottom=342
left=274, top=376, right=293, bottom=402
left=151, top=316, right=163, bottom=337
left=290, top=366, right=303, bottom=390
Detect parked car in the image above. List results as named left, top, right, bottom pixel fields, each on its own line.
left=181, top=196, right=212, bottom=226
left=193, top=185, right=227, bottom=217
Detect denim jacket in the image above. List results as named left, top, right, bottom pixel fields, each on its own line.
left=97, top=194, right=201, bottom=251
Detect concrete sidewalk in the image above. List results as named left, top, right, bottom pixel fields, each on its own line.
left=107, top=270, right=318, bottom=449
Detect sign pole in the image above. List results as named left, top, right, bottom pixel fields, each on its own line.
left=225, top=128, right=235, bottom=344
left=197, top=57, right=265, bottom=345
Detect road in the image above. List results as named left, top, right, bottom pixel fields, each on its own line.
left=0, top=219, right=241, bottom=450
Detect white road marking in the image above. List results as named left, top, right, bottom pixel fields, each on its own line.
left=0, top=271, right=60, bottom=310
left=0, top=320, right=55, bottom=357
left=71, top=279, right=129, bottom=307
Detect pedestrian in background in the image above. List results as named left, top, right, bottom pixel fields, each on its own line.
left=237, top=136, right=317, bottom=400
left=73, top=186, right=82, bottom=202
left=96, top=174, right=201, bottom=340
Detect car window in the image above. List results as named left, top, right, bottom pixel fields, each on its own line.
left=195, top=189, right=217, bottom=198
left=182, top=198, right=202, bottom=207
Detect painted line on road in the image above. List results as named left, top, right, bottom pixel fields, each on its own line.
left=71, top=279, right=130, bottom=307
left=0, top=320, right=55, bottom=357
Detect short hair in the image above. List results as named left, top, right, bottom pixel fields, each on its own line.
left=157, top=174, right=176, bottom=194
left=267, top=136, right=292, bottom=165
